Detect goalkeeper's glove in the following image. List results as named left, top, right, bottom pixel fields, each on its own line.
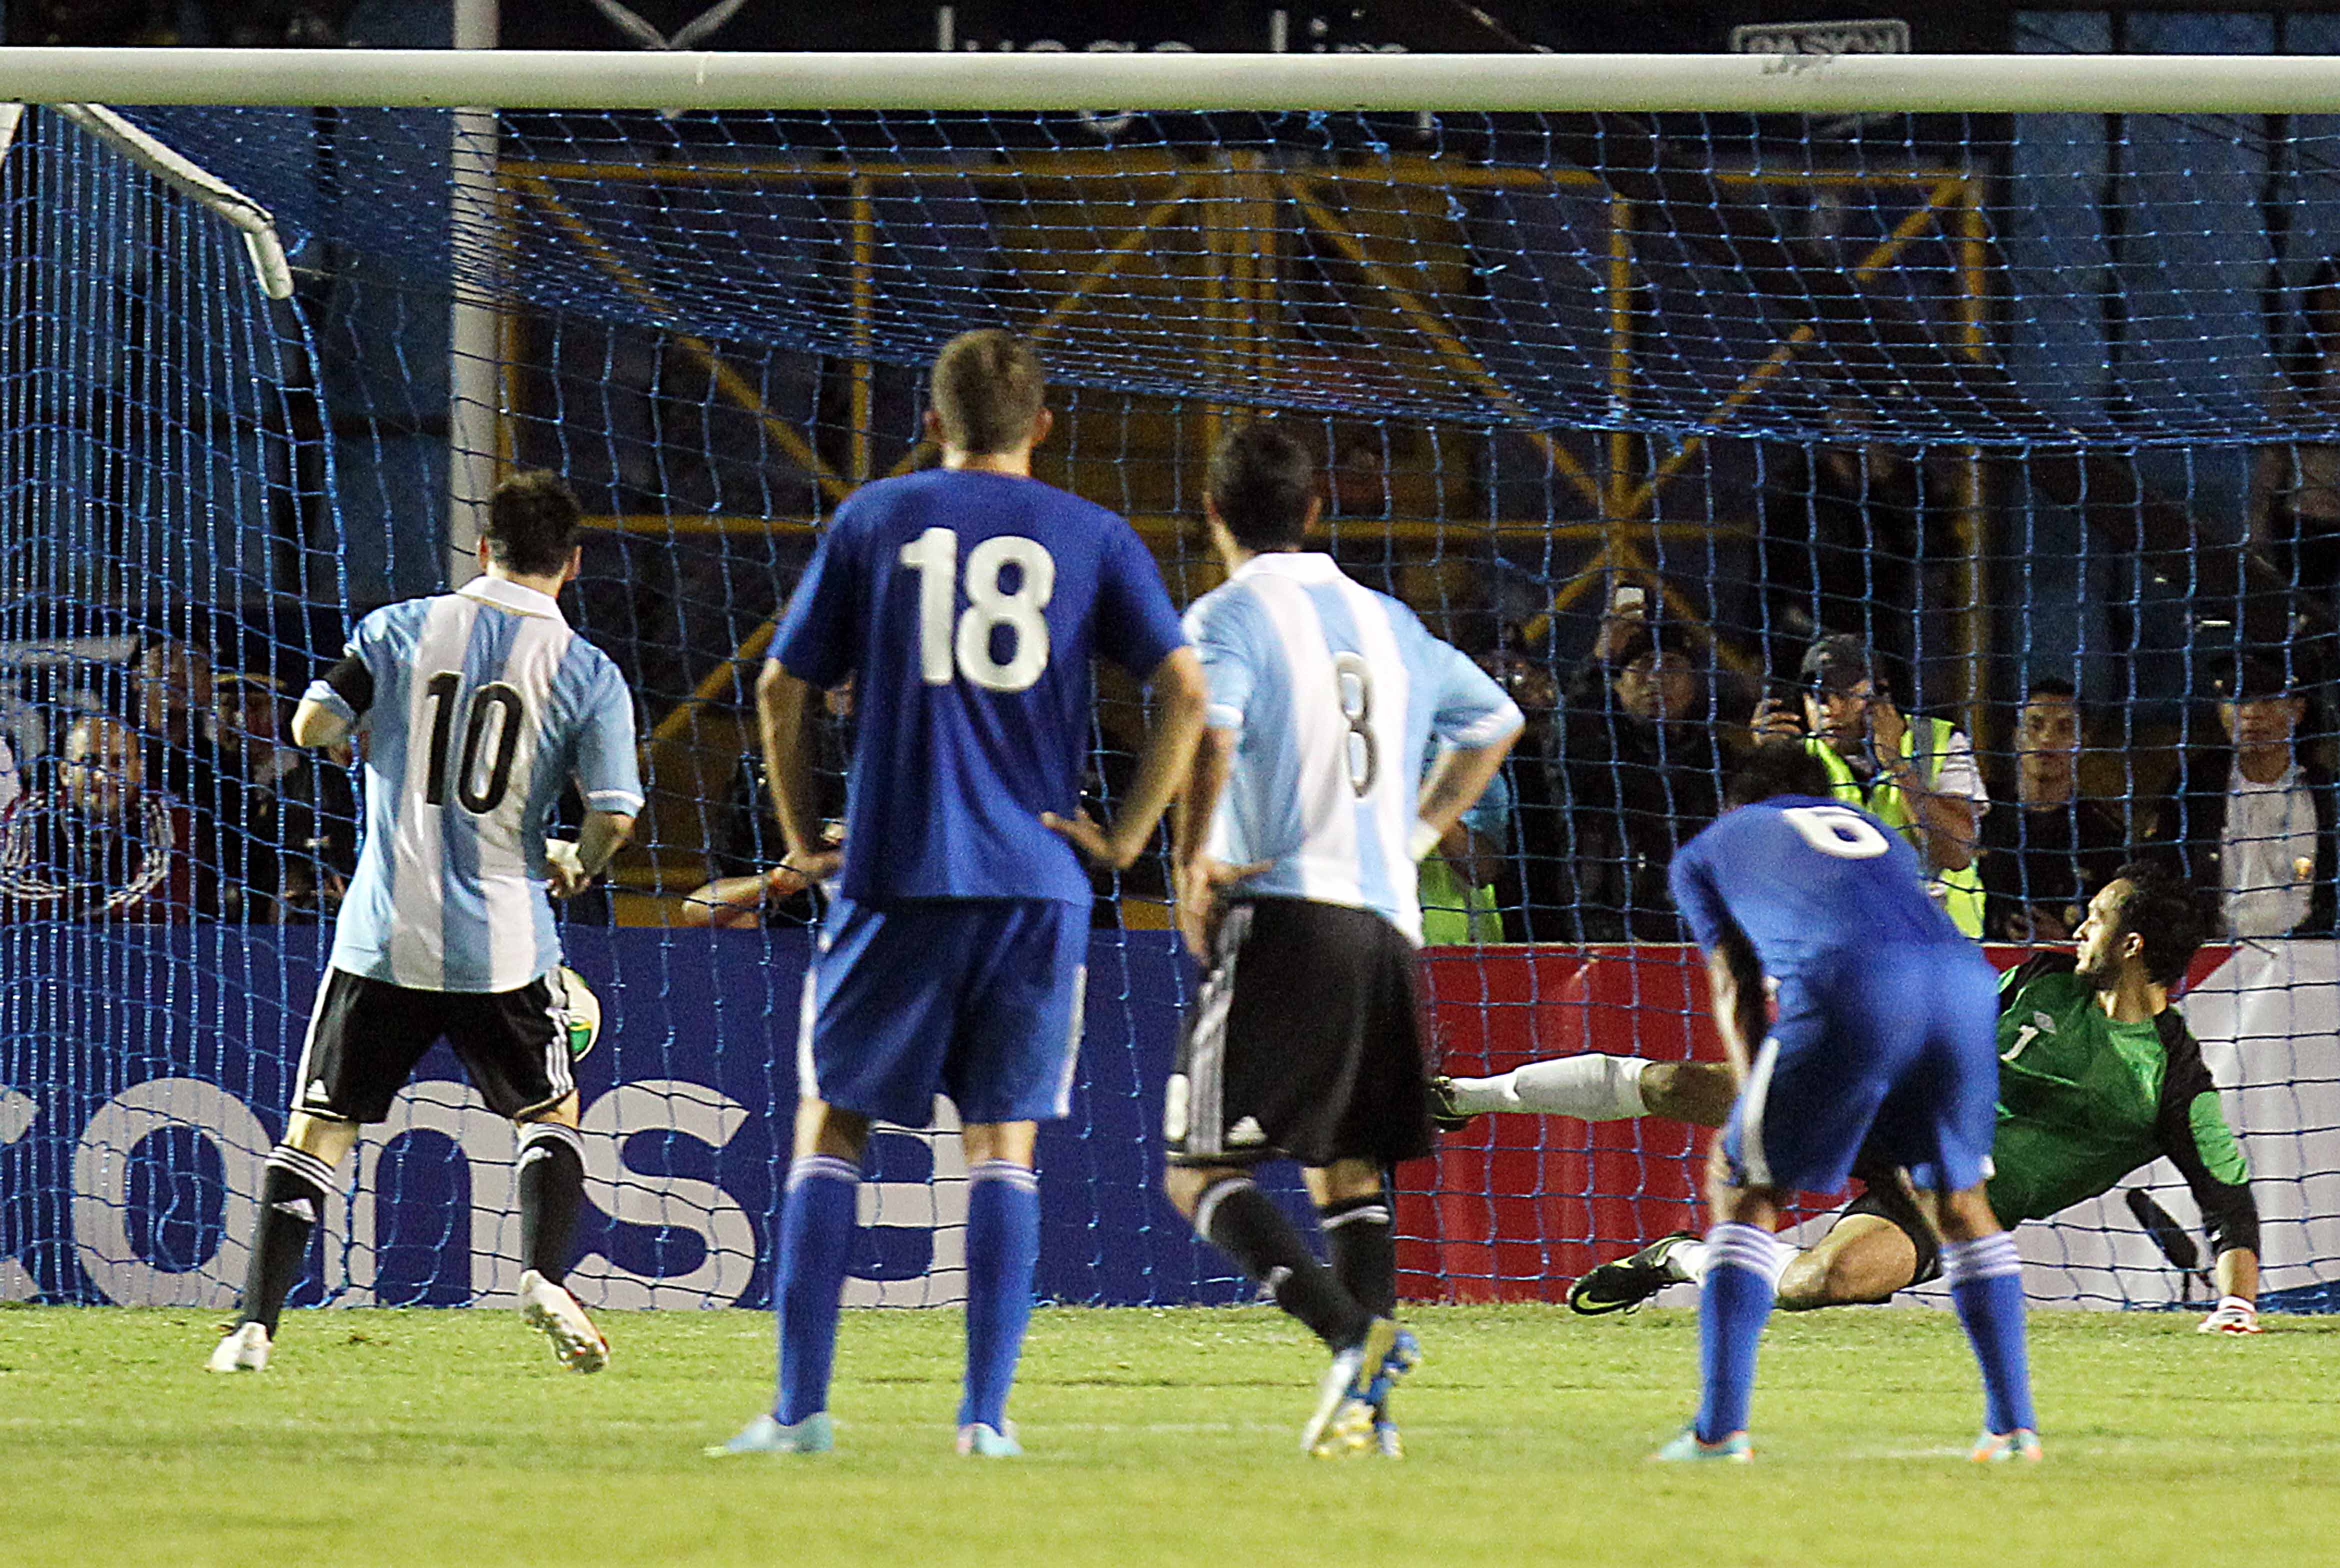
left=2197, top=1296, right=2262, bottom=1335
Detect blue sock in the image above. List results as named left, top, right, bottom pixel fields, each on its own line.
left=1942, top=1232, right=2037, bottom=1435
left=774, top=1154, right=860, bottom=1426
left=1694, top=1223, right=1786, bottom=1443
left=960, top=1159, right=1042, bottom=1431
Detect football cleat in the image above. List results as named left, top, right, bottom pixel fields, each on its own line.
left=1372, top=1417, right=1404, bottom=1460
left=1428, top=1076, right=1478, bottom=1134
left=1970, top=1428, right=2044, bottom=1464
left=2197, top=1299, right=2262, bottom=1335
left=206, top=1321, right=270, bottom=1373
left=517, top=1269, right=609, bottom=1374
left=707, top=1412, right=835, bottom=1457
left=1302, top=1317, right=1399, bottom=1458
left=1361, top=1325, right=1422, bottom=1411
left=1568, top=1232, right=1700, bottom=1316
left=1652, top=1426, right=1752, bottom=1463
left=956, top=1422, right=1022, bottom=1458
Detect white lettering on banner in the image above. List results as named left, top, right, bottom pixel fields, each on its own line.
left=71, top=1078, right=264, bottom=1307
left=2, top=1089, right=40, bottom=1300
left=569, top=1079, right=758, bottom=1309
left=845, top=1096, right=970, bottom=1309
left=54, top=1077, right=979, bottom=1308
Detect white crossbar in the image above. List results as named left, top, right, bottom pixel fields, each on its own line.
left=1, top=47, right=2339, bottom=114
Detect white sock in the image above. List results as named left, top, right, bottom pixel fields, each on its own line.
left=1668, top=1238, right=1712, bottom=1285
left=1450, top=1055, right=1650, bottom=1120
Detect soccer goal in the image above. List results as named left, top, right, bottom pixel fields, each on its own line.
left=6, top=42, right=2340, bottom=1316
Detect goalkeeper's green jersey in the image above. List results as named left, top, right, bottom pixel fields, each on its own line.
left=1985, top=953, right=2256, bottom=1254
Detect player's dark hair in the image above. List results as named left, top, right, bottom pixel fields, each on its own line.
left=484, top=471, right=582, bottom=576
left=929, top=329, right=1048, bottom=455
left=2104, top=860, right=2208, bottom=990
left=1724, top=740, right=1836, bottom=808
left=1208, top=423, right=1316, bottom=551
left=2024, top=676, right=2077, bottom=701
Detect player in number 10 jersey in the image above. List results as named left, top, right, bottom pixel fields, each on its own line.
left=714, top=331, right=1206, bottom=1459
left=208, top=472, right=643, bottom=1378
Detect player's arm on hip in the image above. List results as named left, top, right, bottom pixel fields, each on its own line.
left=548, top=810, right=635, bottom=899
left=1414, top=639, right=1524, bottom=861
left=756, top=659, right=839, bottom=877
left=1050, top=645, right=1208, bottom=871
left=1703, top=928, right=1769, bottom=1087
left=1414, top=735, right=1518, bottom=863
left=1166, top=724, right=1260, bottom=963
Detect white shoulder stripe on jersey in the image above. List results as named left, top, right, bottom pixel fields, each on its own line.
left=1333, top=577, right=1419, bottom=943
left=1446, top=700, right=1525, bottom=748
left=385, top=593, right=476, bottom=988
left=1240, top=575, right=1364, bottom=913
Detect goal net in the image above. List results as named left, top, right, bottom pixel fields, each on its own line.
left=7, top=46, right=2340, bottom=1314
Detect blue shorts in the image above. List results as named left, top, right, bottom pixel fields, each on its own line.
left=797, top=895, right=1088, bottom=1128
left=1722, top=943, right=2000, bottom=1197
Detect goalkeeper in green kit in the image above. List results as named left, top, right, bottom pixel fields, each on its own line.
left=1440, top=863, right=2264, bottom=1333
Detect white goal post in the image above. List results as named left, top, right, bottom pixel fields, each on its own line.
left=2, top=46, right=2340, bottom=114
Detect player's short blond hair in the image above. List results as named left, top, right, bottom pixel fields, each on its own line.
left=929, top=330, right=1046, bottom=455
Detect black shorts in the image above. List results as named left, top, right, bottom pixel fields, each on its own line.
left=1842, top=1170, right=1945, bottom=1288
left=292, top=967, right=577, bottom=1124
left=1165, top=898, right=1432, bottom=1171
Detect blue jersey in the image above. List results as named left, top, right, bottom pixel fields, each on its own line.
left=772, top=468, right=1186, bottom=906
left=1668, top=794, right=1967, bottom=981
left=310, top=577, right=645, bottom=993
left=1184, top=552, right=1522, bottom=944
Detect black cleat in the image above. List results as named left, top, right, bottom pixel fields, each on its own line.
left=1428, top=1076, right=1478, bottom=1134
left=1568, top=1232, right=1700, bottom=1316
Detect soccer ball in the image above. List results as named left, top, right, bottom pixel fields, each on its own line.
left=555, top=967, right=602, bottom=1060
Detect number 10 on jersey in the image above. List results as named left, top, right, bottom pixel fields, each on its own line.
left=900, top=527, right=1056, bottom=693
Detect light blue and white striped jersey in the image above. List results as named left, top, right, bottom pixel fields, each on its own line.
left=306, top=577, right=645, bottom=993
left=1184, top=552, right=1522, bottom=945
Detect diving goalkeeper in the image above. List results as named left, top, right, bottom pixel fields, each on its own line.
left=1438, top=863, right=2262, bottom=1332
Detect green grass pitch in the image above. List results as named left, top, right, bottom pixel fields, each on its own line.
left=6, top=1303, right=2340, bottom=1567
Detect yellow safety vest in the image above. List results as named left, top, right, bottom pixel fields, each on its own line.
left=1419, top=857, right=1504, bottom=945
left=1804, top=721, right=1986, bottom=939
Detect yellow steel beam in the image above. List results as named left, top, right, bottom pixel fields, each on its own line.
left=1620, top=179, right=1962, bottom=518
left=1282, top=173, right=1604, bottom=513
left=512, top=174, right=852, bottom=505
left=646, top=620, right=778, bottom=749
left=503, top=151, right=1190, bottom=185
left=1954, top=179, right=1992, bottom=744
left=580, top=512, right=1740, bottom=542
left=504, top=151, right=1957, bottom=194
left=1606, top=190, right=1635, bottom=520
left=1028, top=178, right=1198, bottom=343
left=850, top=177, right=876, bottom=483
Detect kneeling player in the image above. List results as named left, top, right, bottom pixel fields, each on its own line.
left=1165, top=424, right=1522, bottom=1458
left=1654, top=743, right=2036, bottom=1462
left=209, top=472, right=640, bottom=1375
left=1502, top=864, right=2261, bottom=1335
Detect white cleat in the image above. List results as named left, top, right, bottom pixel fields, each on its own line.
left=1300, top=1319, right=1398, bottom=1458
left=518, top=1269, right=609, bottom=1374
left=207, top=1322, right=270, bottom=1373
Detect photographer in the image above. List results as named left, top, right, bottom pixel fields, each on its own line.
left=1754, top=635, right=1990, bottom=937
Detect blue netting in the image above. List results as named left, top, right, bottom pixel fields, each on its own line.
left=8, top=96, right=2340, bottom=1314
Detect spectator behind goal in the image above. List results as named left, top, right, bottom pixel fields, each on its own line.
left=2145, top=653, right=2338, bottom=939
left=1979, top=678, right=2128, bottom=943
left=1754, top=635, right=1988, bottom=937
left=1554, top=593, right=1724, bottom=942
